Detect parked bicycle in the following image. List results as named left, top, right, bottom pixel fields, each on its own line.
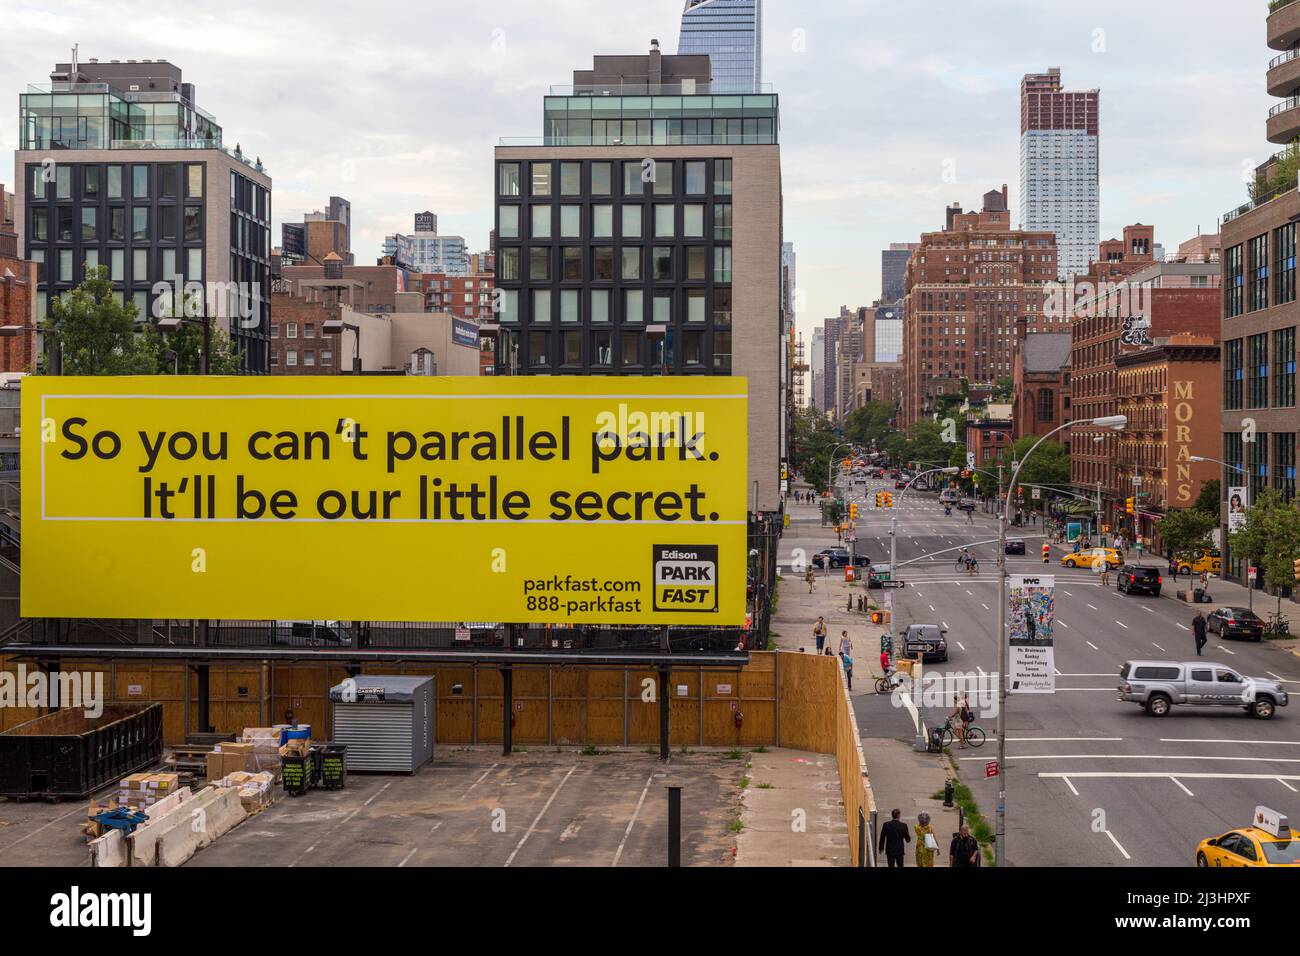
left=1265, top=612, right=1291, bottom=638
left=938, top=716, right=987, bottom=749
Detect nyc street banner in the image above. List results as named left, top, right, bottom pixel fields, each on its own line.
left=1008, top=574, right=1056, bottom=694
left=22, top=376, right=748, bottom=624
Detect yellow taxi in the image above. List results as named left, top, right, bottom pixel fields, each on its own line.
left=1176, top=549, right=1222, bottom=576
left=1060, top=547, right=1122, bottom=570
left=1196, top=807, right=1299, bottom=867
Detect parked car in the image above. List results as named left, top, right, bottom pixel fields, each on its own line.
left=1207, top=607, right=1265, bottom=642
left=1117, top=660, right=1288, bottom=719
left=812, top=548, right=852, bottom=569
left=1116, top=564, right=1162, bottom=596
left=901, top=623, right=948, bottom=663
left=957, top=499, right=976, bottom=512
left=1060, top=547, right=1122, bottom=570
left=1176, top=550, right=1223, bottom=576
left=893, top=480, right=906, bottom=490
left=1004, top=538, right=1026, bottom=555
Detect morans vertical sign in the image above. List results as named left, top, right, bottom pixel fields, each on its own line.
left=22, top=376, right=748, bottom=624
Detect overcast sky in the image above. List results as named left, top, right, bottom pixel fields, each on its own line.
left=0, top=0, right=1271, bottom=350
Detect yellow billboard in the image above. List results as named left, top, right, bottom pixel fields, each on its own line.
left=22, top=376, right=748, bottom=624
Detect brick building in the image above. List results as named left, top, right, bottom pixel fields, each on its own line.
left=0, top=187, right=37, bottom=373
left=1012, top=326, right=1071, bottom=441
left=410, top=271, right=494, bottom=323
left=901, top=186, right=1059, bottom=427
left=966, top=405, right=1014, bottom=469
left=1115, top=336, right=1221, bottom=552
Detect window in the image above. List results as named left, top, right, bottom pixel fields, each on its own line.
left=132, top=207, right=148, bottom=241
left=531, top=205, right=551, bottom=239
left=57, top=207, right=73, bottom=241
left=686, top=246, right=706, bottom=281
left=498, top=247, right=520, bottom=281
left=591, top=162, right=612, bottom=196
left=624, top=289, right=644, bottom=323
left=108, top=207, right=124, bottom=241
left=286, top=322, right=299, bottom=339
left=107, top=165, right=122, bottom=199
left=532, top=288, right=552, bottom=323
left=714, top=203, right=732, bottom=240
left=162, top=248, right=177, bottom=281
left=714, top=246, right=733, bottom=283
left=1275, top=327, right=1296, bottom=408
left=186, top=164, right=203, bottom=198
left=621, top=247, right=642, bottom=280
left=620, top=330, right=641, bottom=367
left=321, top=350, right=333, bottom=367
left=593, top=330, right=613, bottom=366
left=270, top=322, right=280, bottom=338
left=560, top=205, right=581, bottom=238
left=499, top=205, right=520, bottom=239
left=529, top=247, right=550, bottom=281
left=184, top=207, right=201, bottom=241
left=685, top=161, right=707, bottom=195
left=110, top=248, right=124, bottom=281
left=187, top=248, right=201, bottom=281
left=133, top=248, right=148, bottom=283
left=593, top=246, right=614, bottom=281
left=713, top=330, right=732, bottom=371
left=1251, top=430, right=1270, bottom=503
left=498, top=163, right=521, bottom=196
left=560, top=162, right=581, bottom=196
left=714, top=288, right=732, bottom=325
left=161, top=165, right=179, bottom=199
left=497, top=289, right=519, bottom=323
left=562, top=329, right=582, bottom=365
left=593, top=204, right=613, bottom=238
left=591, top=289, right=610, bottom=324
left=1224, top=338, right=1243, bottom=410
left=31, top=249, right=44, bottom=284
left=304, top=322, right=316, bottom=339
left=528, top=330, right=550, bottom=367
left=622, top=205, right=642, bottom=238
left=531, top=162, right=552, bottom=196
left=1225, top=244, right=1243, bottom=318
left=32, top=207, right=47, bottom=241
left=623, top=161, right=644, bottom=195
left=683, top=204, right=704, bottom=237
left=683, top=329, right=704, bottom=366
left=304, top=350, right=316, bottom=367
left=653, top=293, right=671, bottom=324
left=1248, top=234, right=1268, bottom=312
left=132, top=165, right=148, bottom=199
left=714, top=159, right=733, bottom=196
left=56, top=165, right=71, bottom=199
left=687, top=290, right=706, bottom=323
left=654, top=204, right=674, bottom=238
left=84, top=249, right=99, bottom=272
left=653, top=247, right=673, bottom=281
left=286, top=350, right=297, bottom=367
left=160, top=206, right=177, bottom=242
left=562, top=247, right=583, bottom=281
left=1036, top=389, right=1055, bottom=422
left=84, top=167, right=100, bottom=198
left=1248, top=333, right=1269, bottom=408
left=652, top=160, right=673, bottom=195
left=1277, top=223, right=1297, bottom=306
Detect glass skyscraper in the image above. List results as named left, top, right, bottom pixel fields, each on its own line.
left=677, top=0, right=763, bottom=94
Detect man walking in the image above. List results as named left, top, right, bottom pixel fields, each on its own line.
left=805, top=565, right=816, bottom=593
left=949, top=823, right=980, bottom=868
left=814, top=616, right=827, bottom=654
left=840, top=649, right=854, bottom=690
left=878, top=808, right=911, bottom=868
left=1193, top=610, right=1208, bottom=656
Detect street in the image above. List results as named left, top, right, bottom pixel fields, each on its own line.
left=788, top=475, right=1300, bottom=867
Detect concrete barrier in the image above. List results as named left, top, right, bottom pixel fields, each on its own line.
left=88, top=828, right=126, bottom=868
left=131, top=785, right=246, bottom=867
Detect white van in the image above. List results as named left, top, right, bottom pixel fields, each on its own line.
left=939, top=488, right=959, bottom=504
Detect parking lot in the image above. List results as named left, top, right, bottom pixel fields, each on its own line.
left=0, top=750, right=746, bottom=868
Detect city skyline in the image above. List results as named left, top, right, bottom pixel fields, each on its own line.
left=0, top=1, right=1268, bottom=355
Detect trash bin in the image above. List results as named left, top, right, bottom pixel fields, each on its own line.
left=281, top=753, right=312, bottom=797
left=320, top=744, right=348, bottom=790
left=1194, top=587, right=1207, bottom=604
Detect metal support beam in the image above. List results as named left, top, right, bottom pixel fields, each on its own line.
left=502, top=665, right=513, bottom=757
left=195, top=663, right=211, bottom=735
left=658, top=664, right=671, bottom=760
left=667, top=785, right=681, bottom=866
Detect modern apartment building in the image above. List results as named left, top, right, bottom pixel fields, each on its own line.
left=1214, top=2, right=1300, bottom=586
left=383, top=213, right=468, bottom=275
left=881, top=243, right=918, bottom=304
left=1020, top=68, right=1100, bottom=280
left=14, top=56, right=272, bottom=371
left=492, top=44, right=782, bottom=511
left=677, top=0, right=763, bottom=94
left=810, top=325, right=825, bottom=412
left=282, top=196, right=353, bottom=265
left=900, top=186, right=1059, bottom=427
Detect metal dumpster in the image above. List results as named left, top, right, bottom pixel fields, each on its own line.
left=0, top=703, right=163, bottom=799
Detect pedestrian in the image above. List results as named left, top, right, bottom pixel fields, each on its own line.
left=841, top=649, right=854, bottom=690
left=949, top=823, right=980, bottom=868
left=878, top=808, right=910, bottom=868
left=967, top=507, right=974, bottom=525
left=949, top=693, right=969, bottom=749
left=1193, top=609, right=1208, bottom=656
left=814, top=616, right=827, bottom=654
left=1073, top=539, right=1081, bottom=555
left=1198, top=569, right=1209, bottom=592
left=1099, top=562, right=1110, bottom=587
left=914, top=812, right=938, bottom=868
left=838, top=630, right=853, bottom=656
left=806, top=565, right=816, bottom=594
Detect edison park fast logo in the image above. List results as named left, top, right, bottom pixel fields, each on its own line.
left=652, top=545, right=719, bottom=612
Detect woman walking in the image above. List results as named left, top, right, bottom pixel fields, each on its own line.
left=915, top=812, right=938, bottom=868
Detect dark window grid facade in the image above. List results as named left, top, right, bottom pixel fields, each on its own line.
left=1276, top=223, right=1297, bottom=306
left=494, top=158, right=731, bottom=374
left=25, top=160, right=206, bottom=316
left=1248, top=233, right=1269, bottom=313
left=1274, top=431, right=1297, bottom=502
left=1247, top=332, right=1270, bottom=409
left=1250, top=432, right=1270, bottom=504
left=1274, top=326, right=1297, bottom=408
left=228, top=169, right=272, bottom=373
left=1224, top=243, right=1244, bottom=319
left=1224, top=337, right=1244, bottom=410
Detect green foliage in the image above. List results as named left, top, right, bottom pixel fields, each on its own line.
left=139, top=320, right=243, bottom=375
left=791, top=406, right=842, bottom=494
left=1159, top=508, right=1217, bottom=566
left=1192, top=479, right=1220, bottom=516
left=42, top=265, right=152, bottom=375
left=906, top=419, right=952, bottom=470
left=843, top=400, right=896, bottom=449
left=1250, top=138, right=1300, bottom=203
left=1228, top=489, right=1300, bottom=617
left=1008, top=436, right=1069, bottom=488
left=991, top=376, right=1014, bottom=402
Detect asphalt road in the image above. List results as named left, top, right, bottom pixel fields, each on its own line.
left=798, top=475, right=1300, bottom=867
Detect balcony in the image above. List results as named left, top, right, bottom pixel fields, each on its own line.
left=1267, top=96, right=1300, bottom=144
left=1269, top=46, right=1300, bottom=96
left=1269, top=0, right=1300, bottom=51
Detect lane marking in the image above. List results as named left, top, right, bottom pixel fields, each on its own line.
left=1086, top=641, right=1099, bottom=650
left=1104, top=829, right=1131, bottom=861
left=1159, top=738, right=1300, bottom=746
left=1265, top=672, right=1300, bottom=684
left=942, top=621, right=950, bottom=630
left=397, top=847, right=419, bottom=867
left=612, top=773, right=655, bottom=867
left=505, top=766, right=578, bottom=867
left=1280, top=779, right=1298, bottom=793
left=1039, top=771, right=1300, bottom=781
left=1087, top=603, right=1098, bottom=611
left=461, top=763, right=499, bottom=799
left=1063, top=590, right=1074, bottom=597
left=1058, top=620, right=1069, bottom=628
left=929, top=605, right=935, bottom=612
left=1008, top=736, right=1123, bottom=742
left=1061, top=776, right=1079, bottom=796
left=1218, top=646, right=1236, bottom=655
left=984, top=754, right=1300, bottom=764
left=1151, top=642, right=1166, bottom=651
left=1176, top=623, right=1189, bottom=631
left=1115, top=621, right=1129, bottom=629
left=1142, top=607, right=1155, bottom=614
left=1169, top=776, right=1194, bottom=797
left=981, top=603, right=990, bottom=611
left=0, top=804, right=87, bottom=852
left=364, top=782, right=393, bottom=807
left=955, top=641, right=966, bottom=651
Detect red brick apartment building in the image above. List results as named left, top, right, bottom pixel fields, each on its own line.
left=901, top=186, right=1058, bottom=427
left=1012, top=326, right=1071, bottom=442
left=0, top=187, right=37, bottom=373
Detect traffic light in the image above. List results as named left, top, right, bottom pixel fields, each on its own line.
left=882, top=492, right=894, bottom=508
left=850, top=503, right=858, bottom=520
left=874, top=492, right=883, bottom=508
left=1125, top=497, right=1135, bottom=515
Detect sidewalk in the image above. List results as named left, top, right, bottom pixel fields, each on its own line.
left=734, top=748, right=848, bottom=866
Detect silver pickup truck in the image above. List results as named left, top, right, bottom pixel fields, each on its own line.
left=1118, top=660, right=1289, bottom=719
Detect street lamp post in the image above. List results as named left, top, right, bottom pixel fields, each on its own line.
left=894, top=466, right=960, bottom=578
left=1190, top=455, right=1250, bottom=597
left=156, top=315, right=211, bottom=374
left=994, top=414, right=1126, bottom=867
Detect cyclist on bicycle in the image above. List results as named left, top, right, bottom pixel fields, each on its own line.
left=949, top=694, right=972, bottom=749
left=955, top=547, right=969, bottom=570
left=967, top=555, right=979, bottom=576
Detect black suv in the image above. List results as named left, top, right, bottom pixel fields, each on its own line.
left=1117, top=565, right=1162, bottom=596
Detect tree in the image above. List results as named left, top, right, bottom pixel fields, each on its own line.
left=41, top=265, right=154, bottom=375
left=1159, top=508, right=1217, bottom=570
left=991, top=376, right=1014, bottom=402
left=1228, top=489, right=1300, bottom=620
left=906, top=419, right=952, bottom=471
left=1192, top=479, right=1220, bottom=516
left=791, top=407, right=842, bottom=495
left=140, top=320, right=242, bottom=375
left=843, top=400, right=896, bottom=449
left=1008, top=436, right=1069, bottom=489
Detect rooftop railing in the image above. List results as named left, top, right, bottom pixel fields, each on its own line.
left=548, top=82, right=774, bottom=96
